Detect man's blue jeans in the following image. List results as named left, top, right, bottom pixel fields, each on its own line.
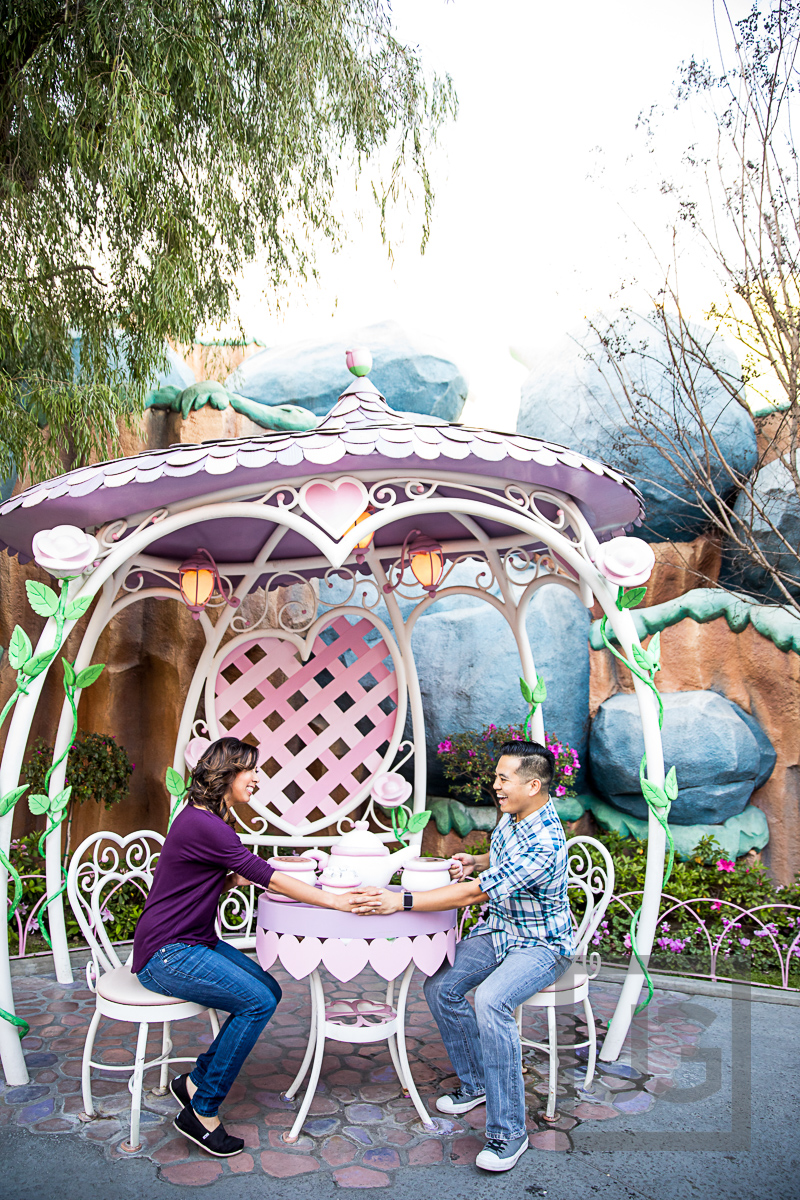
left=137, top=939, right=281, bottom=1117
left=424, top=933, right=571, bottom=1141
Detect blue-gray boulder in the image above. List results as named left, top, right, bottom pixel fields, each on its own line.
left=516, top=314, right=758, bottom=542
left=721, top=453, right=800, bottom=599
left=227, top=320, right=468, bottom=420
left=588, top=690, right=774, bottom=825
left=409, top=583, right=590, bottom=794
left=728, top=702, right=777, bottom=789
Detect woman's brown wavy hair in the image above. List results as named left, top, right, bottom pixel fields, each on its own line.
left=186, top=737, right=258, bottom=820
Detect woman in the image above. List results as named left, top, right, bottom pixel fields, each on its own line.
left=133, top=737, right=373, bottom=1158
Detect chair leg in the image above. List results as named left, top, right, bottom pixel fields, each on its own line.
left=582, top=996, right=597, bottom=1092
left=545, top=1006, right=559, bottom=1120
left=81, top=1008, right=102, bottom=1118
left=156, top=1021, right=172, bottom=1093
left=208, top=1008, right=220, bottom=1038
left=128, top=1021, right=149, bottom=1151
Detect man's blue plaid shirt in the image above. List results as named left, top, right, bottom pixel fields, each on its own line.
left=475, top=799, right=574, bottom=960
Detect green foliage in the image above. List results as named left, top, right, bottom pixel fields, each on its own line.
left=23, top=733, right=133, bottom=810
left=24, top=581, right=59, bottom=618
left=436, top=722, right=581, bottom=805
left=571, top=831, right=800, bottom=985
left=0, top=0, right=456, bottom=483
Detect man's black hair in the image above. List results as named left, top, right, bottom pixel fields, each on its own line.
left=497, top=740, right=555, bottom=789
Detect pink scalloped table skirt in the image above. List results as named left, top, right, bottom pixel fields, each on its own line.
left=256, top=893, right=458, bottom=981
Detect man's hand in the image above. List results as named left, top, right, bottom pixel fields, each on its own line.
left=332, top=887, right=383, bottom=914
left=349, top=887, right=403, bottom=916
left=452, top=853, right=475, bottom=878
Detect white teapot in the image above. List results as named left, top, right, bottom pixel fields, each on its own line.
left=328, top=820, right=418, bottom=888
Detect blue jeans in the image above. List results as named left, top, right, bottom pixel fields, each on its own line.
left=424, top=933, right=571, bottom=1141
left=137, top=939, right=281, bottom=1117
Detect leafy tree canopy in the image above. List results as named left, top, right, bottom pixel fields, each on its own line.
left=0, top=0, right=455, bottom=483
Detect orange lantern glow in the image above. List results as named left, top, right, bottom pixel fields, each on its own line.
left=178, top=549, right=239, bottom=619
left=345, top=508, right=375, bottom=564
left=410, top=547, right=444, bottom=590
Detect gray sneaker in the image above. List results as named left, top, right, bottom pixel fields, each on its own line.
left=475, top=1133, right=529, bottom=1172
left=435, top=1087, right=487, bottom=1115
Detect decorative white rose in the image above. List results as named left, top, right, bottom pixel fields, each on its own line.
left=184, top=736, right=212, bottom=771
left=31, top=525, right=100, bottom=579
left=371, top=771, right=412, bottom=808
left=594, top=536, right=655, bottom=587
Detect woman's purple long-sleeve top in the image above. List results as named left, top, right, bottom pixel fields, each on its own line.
left=132, top=805, right=274, bottom=973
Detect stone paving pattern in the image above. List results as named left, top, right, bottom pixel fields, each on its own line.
left=2, top=966, right=705, bottom=1188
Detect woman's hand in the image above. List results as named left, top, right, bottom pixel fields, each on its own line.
left=332, top=887, right=382, bottom=914
left=225, top=872, right=251, bottom=890
left=349, top=888, right=403, bottom=916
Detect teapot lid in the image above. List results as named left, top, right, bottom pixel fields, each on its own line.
left=331, top=820, right=389, bottom=857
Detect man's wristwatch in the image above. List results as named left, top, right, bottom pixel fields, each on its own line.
left=402, top=891, right=414, bottom=911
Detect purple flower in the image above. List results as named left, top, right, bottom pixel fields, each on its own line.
left=437, top=741, right=452, bottom=754
left=716, top=858, right=735, bottom=873
left=562, top=765, right=572, bottom=776
left=739, top=938, right=750, bottom=947
left=555, top=785, right=566, bottom=797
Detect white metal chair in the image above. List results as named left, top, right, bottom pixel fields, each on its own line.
left=515, top=835, right=615, bottom=1119
left=67, top=830, right=219, bottom=1151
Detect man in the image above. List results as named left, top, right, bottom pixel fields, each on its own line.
left=353, top=740, right=574, bottom=1173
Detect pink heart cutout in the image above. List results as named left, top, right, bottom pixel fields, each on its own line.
left=299, top=476, right=369, bottom=539
left=256, top=927, right=279, bottom=971
left=321, top=937, right=370, bottom=982
left=412, top=932, right=448, bottom=976
left=368, top=936, right=413, bottom=981
left=277, top=934, right=322, bottom=979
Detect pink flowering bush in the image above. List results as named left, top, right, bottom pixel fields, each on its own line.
left=435, top=721, right=581, bottom=807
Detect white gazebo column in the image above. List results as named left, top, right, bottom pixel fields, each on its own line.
left=593, top=589, right=667, bottom=1062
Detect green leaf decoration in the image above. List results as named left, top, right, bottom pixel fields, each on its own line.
left=618, top=586, right=648, bottom=610
left=21, top=651, right=55, bottom=679
left=62, top=658, right=77, bottom=686
left=641, top=777, right=670, bottom=810
left=25, top=580, right=59, bottom=618
left=0, top=785, right=28, bottom=818
left=51, top=786, right=72, bottom=814
left=65, top=595, right=93, bottom=621
left=532, top=674, right=547, bottom=705
left=648, top=630, right=661, bottom=669
left=519, top=677, right=533, bottom=704
left=28, top=793, right=51, bottom=816
left=394, top=807, right=409, bottom=832
left=406, top=811, right=431, bottom=834
left=75, top=663, right=105, bottom=689
left=664, top=765, right=679, bottom=803
left=165, top=767, right=188, bottom=798
left=631, top=644, right=653, bottom=673
left=8, top=626, right=32, bottom=670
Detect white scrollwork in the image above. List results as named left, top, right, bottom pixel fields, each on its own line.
left=96, top=508, right=169, bottom=554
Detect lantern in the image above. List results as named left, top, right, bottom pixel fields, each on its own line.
left=178, top=548, right=239, bottom=619
left=383, top=530, right=445, bottom=596
left=346, top=508, right=376, bottom=564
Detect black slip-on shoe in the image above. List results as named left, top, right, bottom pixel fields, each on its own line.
left=173, top=1105, right=244, bottom=1158
left=169, top=1073, right=191, bottom=1108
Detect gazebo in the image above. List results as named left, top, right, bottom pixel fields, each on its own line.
left=0, top=356, right=669, bottom=1087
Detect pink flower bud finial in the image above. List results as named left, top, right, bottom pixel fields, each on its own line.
left=345, top=347, right=373, bottom=378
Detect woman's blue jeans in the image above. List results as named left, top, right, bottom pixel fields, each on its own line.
left=424, top=933, right=572, bottom=1141
left=137, top=939, right=281, bottom=1117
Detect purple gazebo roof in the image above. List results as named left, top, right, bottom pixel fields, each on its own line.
left=0, top=377, right=644, bottom=565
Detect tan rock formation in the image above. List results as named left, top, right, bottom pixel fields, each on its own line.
left=590, top=618, right=800, bottom=884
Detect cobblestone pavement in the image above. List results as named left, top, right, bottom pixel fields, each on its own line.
left=1, top=965, right=704, bottom=1189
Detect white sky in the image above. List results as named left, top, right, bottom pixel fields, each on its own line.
left=232, top=0, right=754, bottom=430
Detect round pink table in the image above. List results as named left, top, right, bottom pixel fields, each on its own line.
left=256, top=891, right=458, bottom=1141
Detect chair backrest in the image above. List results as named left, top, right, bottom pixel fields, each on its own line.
left=67, top=830, right=164, bottom=980
left=565, top=835, right=615, bottom=961
left=209, top=614, right=402, bottom=833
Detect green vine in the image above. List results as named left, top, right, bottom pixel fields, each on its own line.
left=166, top=767, right=191, bottom=827
left=0, top=576, right=103, bottom=1036
left=599, top=585, right=677, bottom=1013
left=388, top=804, right=431, bottom=846
left=519, top=674, right=547, bottom=739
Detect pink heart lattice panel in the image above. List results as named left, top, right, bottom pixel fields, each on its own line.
left=214, top=616, right=400, bottom=827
